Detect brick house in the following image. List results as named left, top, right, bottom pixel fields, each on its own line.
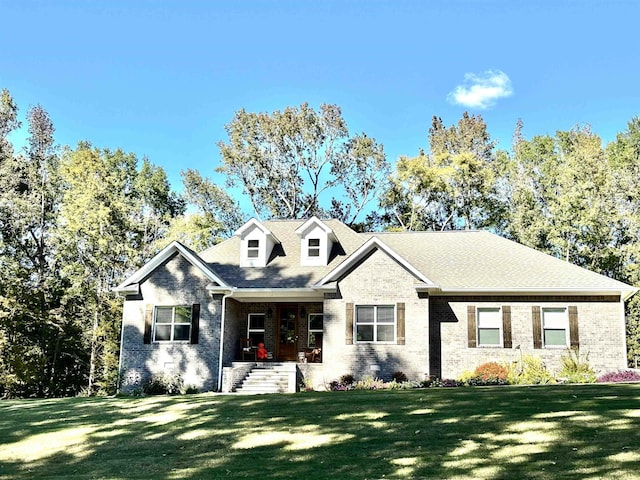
left=114, top=217, right=637, bottom=393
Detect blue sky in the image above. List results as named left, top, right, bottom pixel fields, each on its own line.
left=2, top=0, right=639, bottom=200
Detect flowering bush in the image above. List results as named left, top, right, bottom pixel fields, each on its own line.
left=596, top=370, right=640, bottom=383
left=463, top=362, right=509, bottom=386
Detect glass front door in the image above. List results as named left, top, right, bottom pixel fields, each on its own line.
left=278, top=305, right=298, bottom=361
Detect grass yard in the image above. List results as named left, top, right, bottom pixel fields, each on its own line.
left=0, top=384, right=639, bottom=479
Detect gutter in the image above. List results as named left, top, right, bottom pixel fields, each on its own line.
left=208, top=285, right=235, bottom=392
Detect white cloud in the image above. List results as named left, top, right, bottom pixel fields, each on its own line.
left=447, top=70, right=513, bottom=109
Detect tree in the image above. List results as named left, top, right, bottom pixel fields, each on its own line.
left=381, top=113, right=504, bottom=231
left=506, top=125, right=621, bottom=276
left=0, top=101, right=75, bottom=397
left=57, top=142, right=181, bottom=394
left=607, top=117, right=640, bottom=365
left=217, top=103, right=389, bottom=225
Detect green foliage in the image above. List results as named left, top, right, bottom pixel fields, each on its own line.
left=217, top=102, right=389, bottom=225
left=141, top=374, right=184, bottom=395
left=381, top=112, right=505, bottom=231
left=559, top=349, right=596, bottom=383
left=158, top=168, right=244, bottom=250
left=507, top=355, right=556, bottom=385
left=626, top=296, right=640, bottom=367
left=0, top=89, right=183, bottom=398
left=353, top=375, right=386, bottom=390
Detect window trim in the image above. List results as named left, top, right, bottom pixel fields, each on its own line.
left=477, top=307, right=503, bottom=347
left=355, top=304, right=396, bottom=344
left=153, top=305, right=192, bottom=343
left=542, top=307, right=569, bottom=348
left=308, top=313, right=323, bottom=347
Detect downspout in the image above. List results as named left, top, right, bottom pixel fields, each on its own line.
left=216, top=289, right=235, bottom=391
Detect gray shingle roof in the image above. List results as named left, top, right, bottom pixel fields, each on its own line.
left=198, top=219, right=635, bottom=296
left=198, top=219, right=363, bottom=288
left=372, top=230, right=634, bottom=293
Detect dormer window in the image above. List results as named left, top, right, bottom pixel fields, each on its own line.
left=247, top=239, right=260, bottom=258
left=308, top=239, right=320, bottom=257
left=235, top=219, right=280, bottom=268
left=295, top=216, right=337, bottom=267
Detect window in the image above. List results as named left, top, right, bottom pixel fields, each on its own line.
left=248, top=313, right=265, bottom=345
left=308, top=238, right=320, bottom=257
left=477, top=308, right=501, bottom=346
left=308, top=313, right=323, bottom=347
left=543, top=308, right=568, bottom=347
left=154, top=306, right=191, bottom=342
left=356, top=305, right=395, bottom=343
left=247, top=239, right=259, bottom=258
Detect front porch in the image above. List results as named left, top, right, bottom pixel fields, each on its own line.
left=226, top=300, right=324, bottom=364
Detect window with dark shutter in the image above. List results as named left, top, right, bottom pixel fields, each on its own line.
left=467, top=305, right=477, bottom=348
left=502, top=306, right=512, bottom=349
left=144, top=304, right=153, bottom=344
left=345, top=303, right=354, bottom=345
left=396, top=303, right=405, bottom=345
left=532, top=306, right=542, bottom=349
left=190, top=304, right=200, bottom=344
left=568, top=306, right=579, bottom=348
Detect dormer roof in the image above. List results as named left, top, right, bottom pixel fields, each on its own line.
left=234, top=218, right=280, bottom=243
left=294, top=216, right=337, bottom=242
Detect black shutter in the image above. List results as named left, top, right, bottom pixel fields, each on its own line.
left=532, top=306, right=542, bottom=349
left=396, top=303, right=405, bottom=345
left=346, top=303, right=354, bottom=345
left=502, top=306, right=512, bottom=349
left=190, top=303, right=200, bottom=344
left=569, top=306, right=579, bottom=348
left=144, top=305, right=153, bottom=344
left=467, top=305, right=477, bottom=348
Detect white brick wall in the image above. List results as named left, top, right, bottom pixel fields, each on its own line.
left=119, top=254, right=222, bottom=392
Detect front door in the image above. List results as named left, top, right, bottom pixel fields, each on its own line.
left=277, top=305, right=298, bottom=361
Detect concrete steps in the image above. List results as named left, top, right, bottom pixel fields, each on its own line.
left=235, top=363, right=295, bottom=394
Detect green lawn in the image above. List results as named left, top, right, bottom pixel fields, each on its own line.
left=1, top=384, right=639, bottom=479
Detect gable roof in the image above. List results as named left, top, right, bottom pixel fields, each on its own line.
left=113, top=241, right=229, bottom=294
left=115, top=219, right=637, bottom=300
left=316, top=236, right=436, bottom=286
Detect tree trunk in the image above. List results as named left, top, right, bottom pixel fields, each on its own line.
left=87, top=309, right=99, bottom=394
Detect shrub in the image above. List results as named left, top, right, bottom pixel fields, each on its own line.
left=392, top=371, right=408, bottom=383
left=354, top=375, right=385, bottom=390
left=430, top=378, right=463, bottom=388
left=597, top=370, right=640, bottom=383
left=181, top=385, right=200, bottom=394
left=509, top=355, right=555, bottom=385
left=339, top=374, right=355, bottom=386
left=328, top=374, right=356, bottom=391
left=559, top=349, right=596, bottom=383
left=473, top=362, right=508, bottom=384
left=142, top=374, right=183, bottom=395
